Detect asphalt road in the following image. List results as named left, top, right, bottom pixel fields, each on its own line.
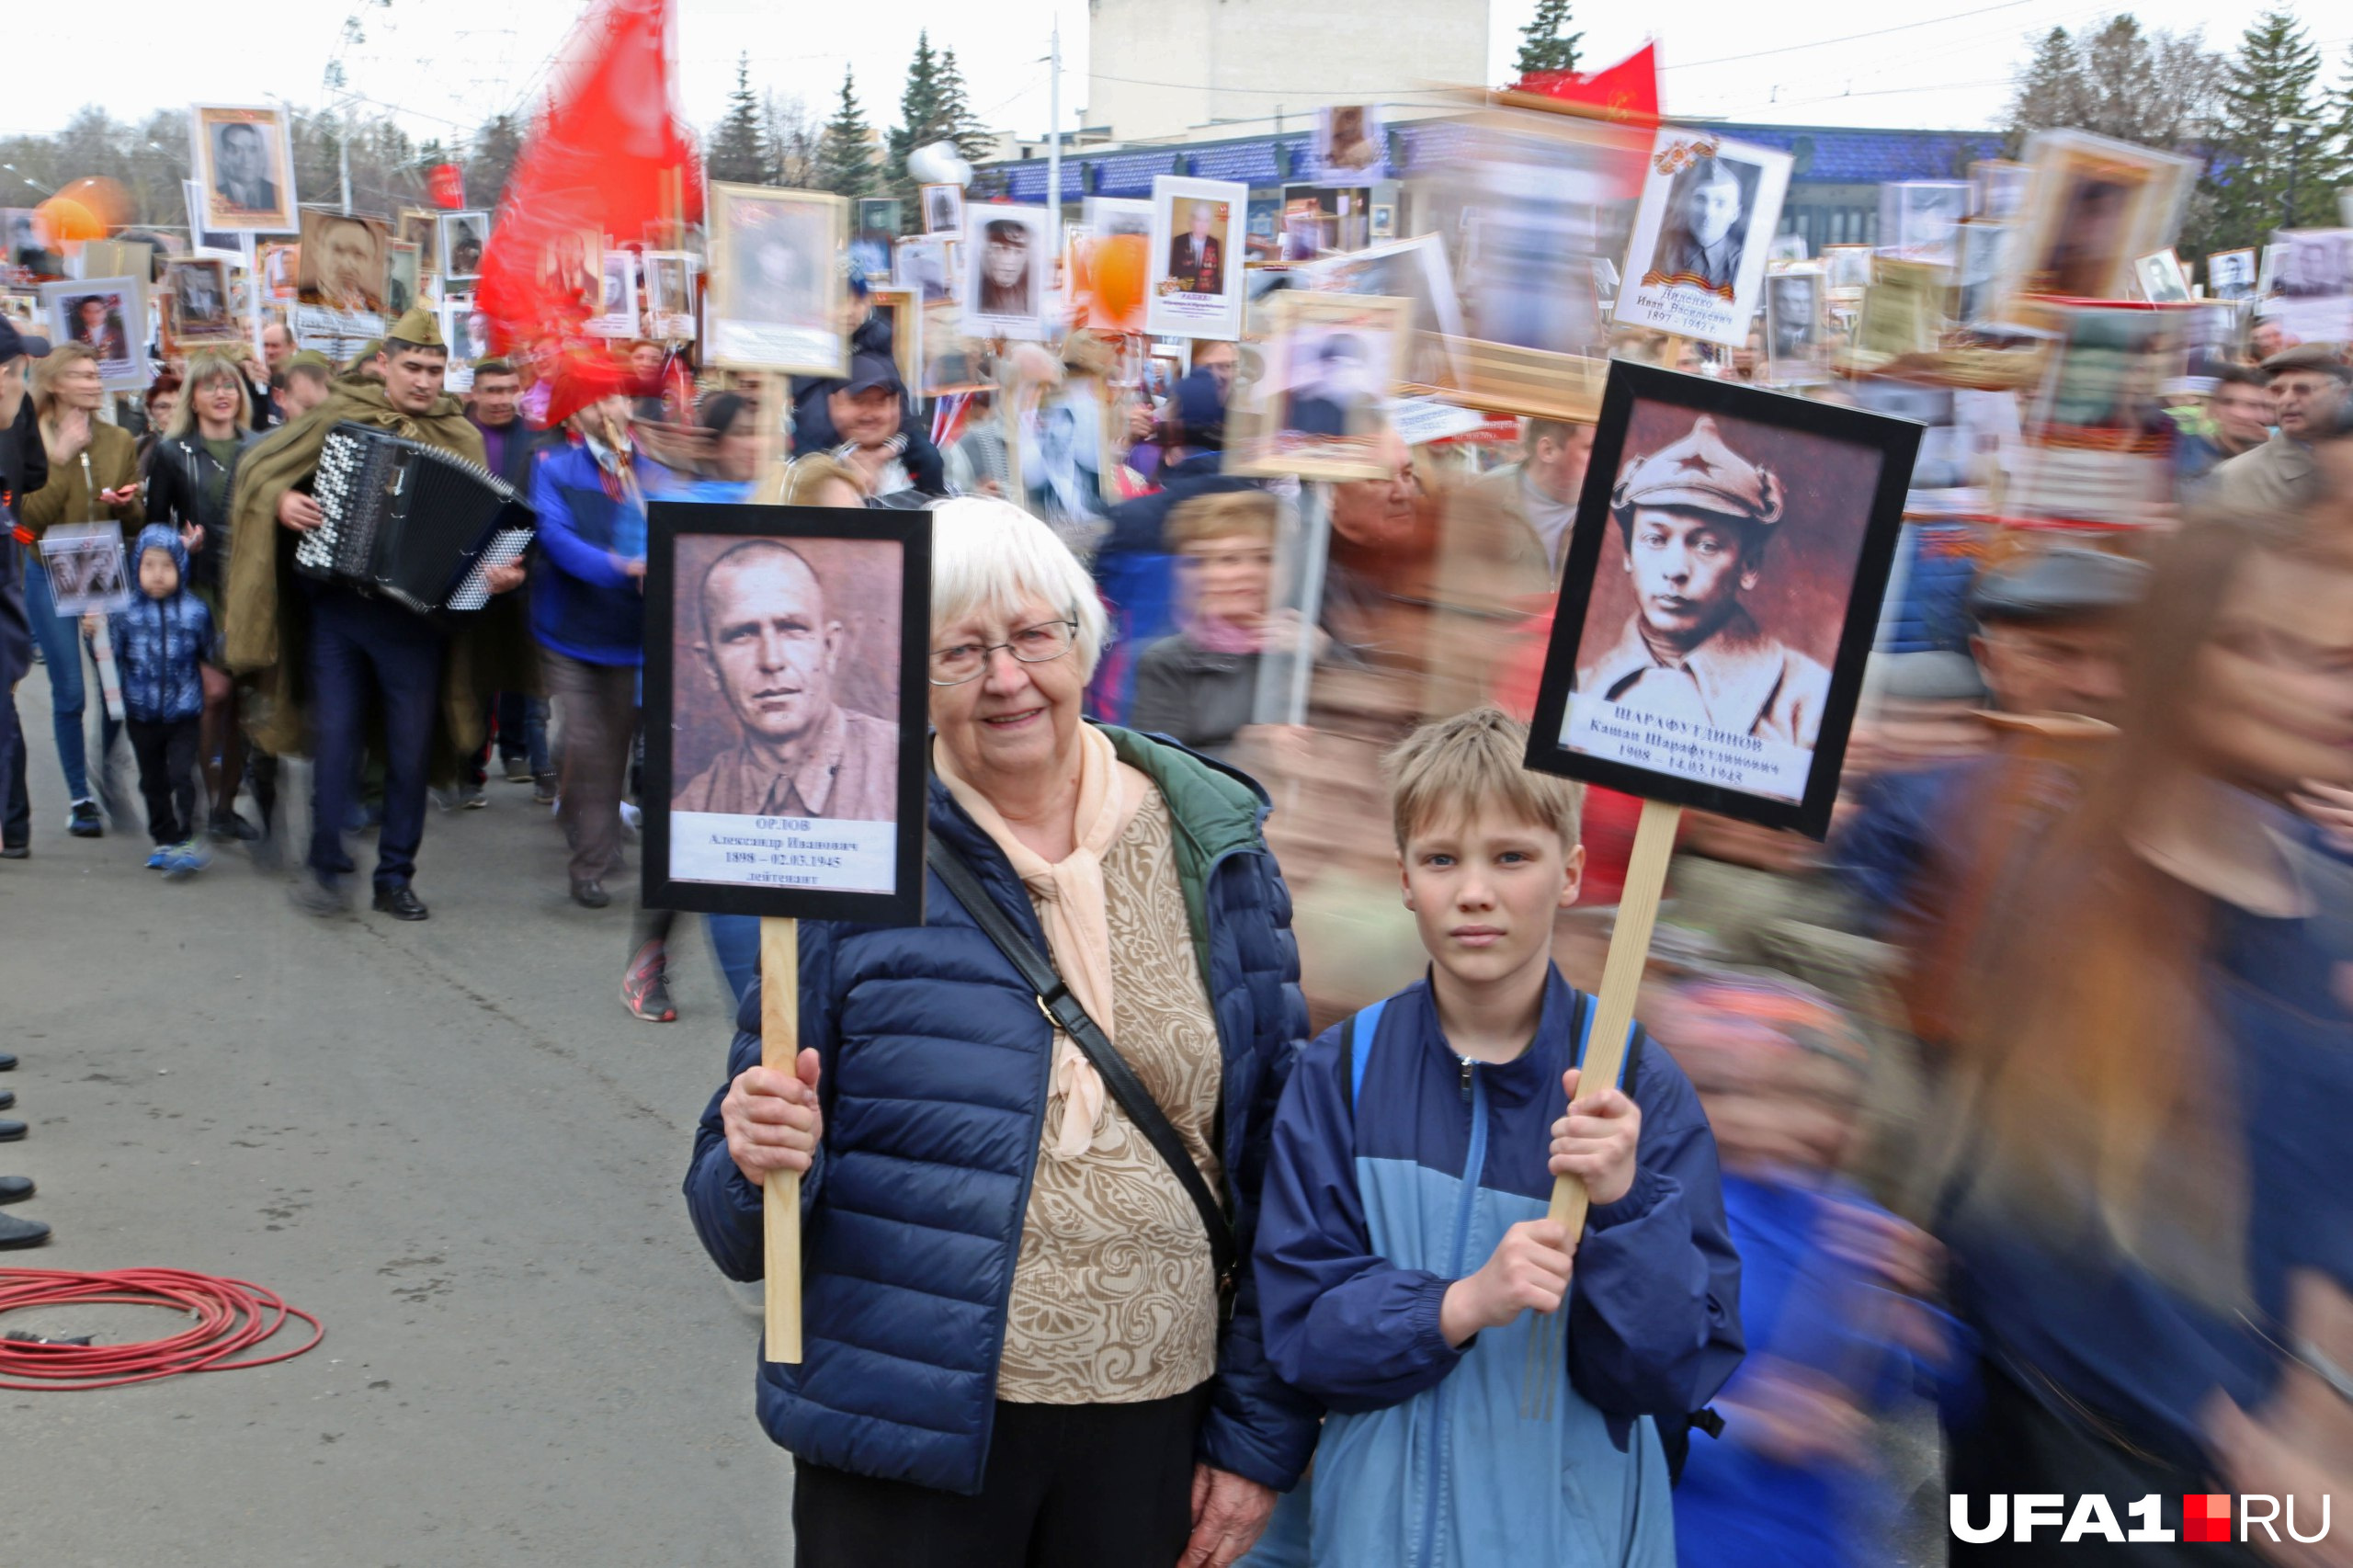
left=3, top=662, right=790, bottom=1567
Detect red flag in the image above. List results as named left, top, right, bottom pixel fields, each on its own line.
left=1514, top=42, right=1661, bottom=128
left=428, top=164, right=466, bottom=209
left=475, top=0, right=702, bottom=355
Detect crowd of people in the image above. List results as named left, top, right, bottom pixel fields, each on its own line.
left=0, top=196, right=2349, bottom=1567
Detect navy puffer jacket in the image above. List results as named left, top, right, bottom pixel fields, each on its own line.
left=685, top=724, right=1322, bottom=1495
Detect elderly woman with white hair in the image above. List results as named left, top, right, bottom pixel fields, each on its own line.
left=686, top=497, right=1316, bottom=1568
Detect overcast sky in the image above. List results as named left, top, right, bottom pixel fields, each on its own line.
left=10, top=0, right=2347, bottom=153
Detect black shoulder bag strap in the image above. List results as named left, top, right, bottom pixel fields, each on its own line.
left=926, top=835, right=1239, bottom=1302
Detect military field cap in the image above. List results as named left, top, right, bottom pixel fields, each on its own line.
left=1969, top=545, right=2149, bottom=624
left=286, top=349, right=332, bottom=372
left=383, top=305, right=445, bottom=350
left=2260, top=343, right=2350, bottom=381
left=1610, top=414, right=1784, bottom=526
left=1873, top=648, right=1986, bottom=702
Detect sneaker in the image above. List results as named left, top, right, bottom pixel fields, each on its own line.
left=620, top=940, right=676, bottom=1022
left=619, top=800, right=642, bottom=835
left=208, top=810, right=262, bottom=844
left=532, top=773, right=559, bottom=805
left=145, top=846, right=172, bottom=870
left=290, top=874, right=350, bottom=916
left=68, top=800, right=104, bottom=838
left=504, top=758, right=533, bottom=784
left=163, top=840, right=210, bottom=880
left=429, top=788, right=455, bottom=812
left=460, top=785, right=487, bottom=810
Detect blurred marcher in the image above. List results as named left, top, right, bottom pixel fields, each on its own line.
left=256, top=322, right=295, bottom=426
left=1930, top=464, right=2353, bottom=1559
left=529, top=355, right=653, bottom=908
left=464, top=358, right=551, bottom=797
left=1650, top=971, right=1957, bottom=1568
left=134, top=374, right=182, bottom=471
left=2204, top=346, right=2347, bottom=516
left=22, top=342, right=145, bottom=838
left=1474, top=416, right=1594, bottom=582
left=1129, top=490, right=1281, bottom=758
left=99, top=525, right=215, bottom=877
left=2176, top=364, right=2273, bottom=488
left=278, top=351, right=334, bottom=421
left=0, top=319, right=45, bottom=868
left=823, top=352, right=938, bottom=501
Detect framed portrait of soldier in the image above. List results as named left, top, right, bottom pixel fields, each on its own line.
left=1616, top=129, right=1792, bottom=349
left=2132, top=249, right=2191, bottom=305
left=1523, top=362, right=1919, bottom=838
left=296, top=210, right=389, bottom=323
left=1996, top=129, right=2194, bottom=314
left=165, top=256, right=240, bottom=347
left=586, top=248, right=638, bottom=338
left=962, top=203, right=1056, bottom=342
left=188, top=105, right=298, bottom=233
left=895, top=236, right=956, bottom=306
left=2206, top=247, right=2256, bottom=303
left=1881, top=182, right=1971, bottom=268
left=1972, top=159, right=2030, bottom=223
left=709, top=183, right=848, bottom=375
left=2266, top=228, right=2353, bottom=344
left=923, top=183, right=965, bottom=238
left=438, top=210, right=492, bottom=285
left=385, top=241, right=420, bottom=318
left=1954, top=221, right=2006, bottom=323
left=1310, top=104, right=1389, bottom=186
left=644, top=251, right=697, bottom=338
left=1226, top=291, right=1408, bottom=480
left=182, top=180, right=244, bottom=255
left=399, top=210, right=438, bottom=269
left=1821, top=244, right=1874, bottom=296
left=40, top=278, right=146, bottom=388
left=643, top=503, right=930, bottom=926
left=1762, top=267, right=1826, bottom=385
left=1146, top=176, right=1248, bottom=340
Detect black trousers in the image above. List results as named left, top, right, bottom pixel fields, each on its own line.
left=304, top=585, right=445, bottom=888
left=791, top=1387, right=1210, bottom=1568
left=127, top=716, right=201, bottom=845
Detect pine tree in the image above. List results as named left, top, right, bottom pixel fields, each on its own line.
left=937, top=49, right=997, bottom=164
left=1514, top=0, right=1583, bottom=78
left=710, top=54, right=771, bottom=185
left=886, top=31, right=948, bottom=206
left=2210, top=12, right=2332, bottom=247
left=2004, top=27, right=2088, bottom=154
left=766, top=91, right=821, bottom=188
left=814, top=67, right=880, bottom=198
left=466, top=113, right=528, bottom=210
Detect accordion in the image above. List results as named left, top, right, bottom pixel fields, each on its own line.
left=295, top=423, right=535, bottom=617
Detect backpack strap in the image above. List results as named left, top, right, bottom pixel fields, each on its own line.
left=1347, top=998, right=1389, bottom=1111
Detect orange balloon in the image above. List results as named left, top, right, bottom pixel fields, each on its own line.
left=54, top=176, right=131, bottom=227
left=34, top=196, right=105, bottom=244
left=1091, top=233, right=1148, bottom=333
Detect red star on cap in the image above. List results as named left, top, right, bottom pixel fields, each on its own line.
left=1675, top=453, right=1715, bottom=473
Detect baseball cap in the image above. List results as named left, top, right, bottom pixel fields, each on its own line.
left=1969, top=546, right=2149, bottom=624
left=837, top=350, right=903, bottom=398
left=0, top=320, right=50, bottom=361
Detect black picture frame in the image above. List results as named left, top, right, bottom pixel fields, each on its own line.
left=643, top=502, right=932, bottom=926
left=1522, top=363, right=1921, bottom=839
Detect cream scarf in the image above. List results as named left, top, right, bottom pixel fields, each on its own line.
left=938, top=724, right=1147, bottom=1160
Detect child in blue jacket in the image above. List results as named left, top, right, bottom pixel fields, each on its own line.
left=94, top=525, right=217, bottom=877
left=1254, top=708, right=1744, bottom=1568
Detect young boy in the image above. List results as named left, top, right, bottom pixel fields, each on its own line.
left=1254, top=707, right=1744, bottom=1567
left=96, top=525, right=216, bottom=877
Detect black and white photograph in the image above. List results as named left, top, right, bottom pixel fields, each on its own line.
left=1881, top=181, right=1971, bottom=268
left=2207, top=246, right=2257, bottom=302
left=1954, top=221, right=2006, bottom=323
left=296, top=210, right=389, bottom=318
left=709, top=182, right=848, bottom=375
left=4, top=208, right=40, bottom=267
left=961, top=204, right=1055, bottom=342
left=1972, top=158, right=2031, bottom=222
left=398, top=210, right=438, bottom=267
left=190, top=104, right=298, bottom=232
left=851, top=198, right=900, bottom=283
left=644, top=251, right=696, bottom=337
left=1084, top=197, right=1151, bottom=242
left=894, top=236, right=955, bottom=306
left=165, top=256, right=239, bottom=347
left=1998, top=129, right=2194, bottom=311
left=439, top=210, right=491, bottom=283
left=1618, top=129, right=1792, bottom=348
left=1225, top=290, right=1407, bottom=480
left=587, top=248, right=638, bottom=338
left=42, top=278, right=143, bottom=386
left=386, top=241, right=420, bottom=317
left=1145, top=176, right=1248, bottom=340
left=1822, top=244, right=1874, bottom=294
left=182, top=179, right=244, bottom=254
left=1525, top=363, right=1916, bottom=836
left=923, top=182, right=964, bottom=238
left=1763, top=267, right=1826, bottom=384
left=439, top=293, right=492, bottom=362
left=2132, top=249, right=2190, bottom=305
left=38, top=523, right=133, bottom=617
left=1308, top=103, right=1389, bottom=186
left=2266, top=228, right=2353, bottom=345
left=643, top=503, right=930, bottom=926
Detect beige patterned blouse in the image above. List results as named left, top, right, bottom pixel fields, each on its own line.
left=996, top=783, right=1225, bottom=1405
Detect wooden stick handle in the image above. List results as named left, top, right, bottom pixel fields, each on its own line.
left=761, top=916, right=803, bottom=1365
left=1546, top=798, right=1681, bottom=1237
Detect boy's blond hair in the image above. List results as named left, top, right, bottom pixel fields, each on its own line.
left=1386, top=707, right=1584, bottom=852
left=1165, top=488, right=1279, bottom=552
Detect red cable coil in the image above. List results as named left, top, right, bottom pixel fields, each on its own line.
left=0, top=1267, right=324, bottom=1391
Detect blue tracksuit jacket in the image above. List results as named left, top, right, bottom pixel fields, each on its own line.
left=1255, top=969, right=1745, bottom=1568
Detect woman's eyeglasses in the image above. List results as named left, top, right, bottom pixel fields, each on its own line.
left=928, top=619, right=1078, bottom=687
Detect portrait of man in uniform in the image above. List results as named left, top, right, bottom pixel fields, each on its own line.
left=210, top=120, right=278, bottom=214
left=1166, top=200, right=1226, bottom=295
left=299, top=212, right=388, bottom=315
left=1647, top=155, right=1756, bottom=300
left=1577, top=414, right=1829, bottom=748
left=979, top=218, right=1035, bottom=317
left=674, top=540, right=898, bottom=824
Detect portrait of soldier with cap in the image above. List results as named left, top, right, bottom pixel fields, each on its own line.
left=1281, top=331, right=1376, bottom=438
left=1576, top=413, right=1831, bottom=749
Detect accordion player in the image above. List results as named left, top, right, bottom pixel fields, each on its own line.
left=295, top=422, right=536, bottom=619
